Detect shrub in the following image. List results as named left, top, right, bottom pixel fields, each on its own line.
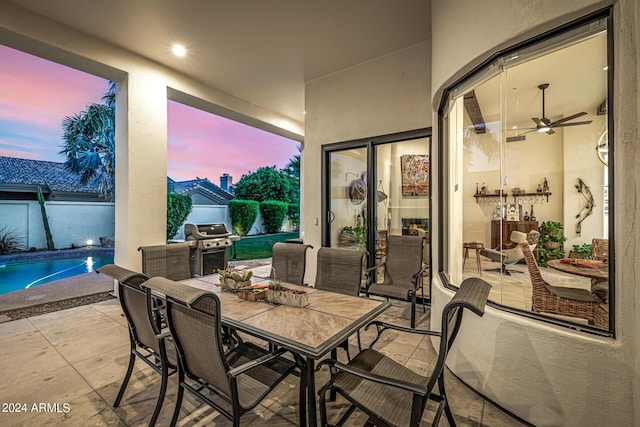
left=0, top=225, right=23, bottom=255
left=259, top=201, right=288, bottom=234
left=167, top=193, right=193, bottom=240
left=287, top=203, right=300, bottom=231
left=229, top=199, right=259, bottom=236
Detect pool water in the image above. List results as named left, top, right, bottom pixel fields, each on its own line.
left=0, top=254, right=114, bottom=295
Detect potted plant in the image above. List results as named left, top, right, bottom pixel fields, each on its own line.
left=538, top=221, right=567, bottom=266
left=267, top=279, right=308, bottom=307
left=338, top=225, right=366, bottom=248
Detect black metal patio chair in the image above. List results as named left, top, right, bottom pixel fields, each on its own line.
left=317, top=277, right=492, bottom=427
left=315, top=246, right=365, bottom=360
left=138, top=242, right=192, bottom=280
left=270, top=241, right=312, bottom=285
left=143, top=276, right=298, bottom=427
left=96, top=264, right=177, bottom=427
left=365, top=235, right=429, bottom=328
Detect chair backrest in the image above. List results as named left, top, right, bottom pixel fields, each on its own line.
left=427, top=277, right=491, bottom=391
left=143, top=277, right=233, bottom=398
left=520, top=241, right=546, bottom=297
left=509, top=230, right=528, bottom=244
left=314, top=247, right=364, bottom=295
left=270, top=242, right=312, bottom=285
left=97, top=264, right=159, bottom=353
left=592, top=238, right=608, bottom=261
left=138, top=242, right=192, bottom=280
left=384, top=235, right=424, bottom=285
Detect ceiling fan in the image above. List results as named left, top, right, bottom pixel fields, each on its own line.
left=522, top=83, right=593, bottom=136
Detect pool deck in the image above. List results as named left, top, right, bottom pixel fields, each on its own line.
left=0, top=272, right=114, bottom=313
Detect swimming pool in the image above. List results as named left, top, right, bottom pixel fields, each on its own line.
left=0, top=250, right=114, bottom=295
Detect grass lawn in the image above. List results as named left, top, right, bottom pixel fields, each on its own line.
left=230, top=232, right=300, bottom=261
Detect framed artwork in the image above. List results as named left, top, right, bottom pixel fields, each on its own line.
left=401, top=154, right=430, bottom=196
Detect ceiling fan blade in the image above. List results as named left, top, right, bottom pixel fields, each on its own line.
left=531, top=117, right=542, bottom=126
left=541, top=117, right=552, bottom=126
left=550, top=112, right=587, bottom=126
left=545, top=129, right=556, bottom=135
left=552, top=120, right=593, bottom=128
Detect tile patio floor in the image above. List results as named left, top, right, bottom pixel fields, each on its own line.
left=0, top=271, right=530, bottom=426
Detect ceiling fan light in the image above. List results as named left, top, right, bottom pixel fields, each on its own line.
left=538, top=126, right=551, bottom=133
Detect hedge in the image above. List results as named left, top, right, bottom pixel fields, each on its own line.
left=287, top=203, right=300, bottom=231
left=229, top=199, right=259, bottom=236
left=167, top=193, right=193, bottom=240
left=259, top=201, right=288, bottom=234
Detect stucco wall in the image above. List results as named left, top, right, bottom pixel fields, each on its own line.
left=0, top=200, right=114, bottom=250
left=432, top=1, right=639, bottom=426
left=303, top=41, right=432, bottom=282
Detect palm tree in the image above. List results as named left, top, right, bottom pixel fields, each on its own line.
left=284, top=144, right=301, bottom=182
left=60, top=81, right=116, bottom=201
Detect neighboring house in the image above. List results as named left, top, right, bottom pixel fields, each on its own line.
left=0, top=156, right=114, bottom=249
left=0, top=155, right=102, bottom=201
left=168, top=177, right=234, bottom=205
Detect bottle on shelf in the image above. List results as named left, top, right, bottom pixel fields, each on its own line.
left=530, top=205, right=536, bottom=221
left=524, top=211, right=530, bottom=221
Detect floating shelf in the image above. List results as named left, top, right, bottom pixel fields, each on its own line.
left=474, top=192, right=551, bottom=203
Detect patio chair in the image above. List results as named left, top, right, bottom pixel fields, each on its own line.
left=591, top=238, right=609, bottom=302
left=143, top=276, right=298, bottom=427
left=138, top=242, right=192, bottom=280
left=365, top=235, right=429, bottom=328
left=521, top=242, right=608, bottom=328
left=96, top=264, right=177, bottom=427
left=317, top=277, right=492, bottom=427
left=270, top=241, right=312, bottom=286
left=315, top=247, right=365, bottom=360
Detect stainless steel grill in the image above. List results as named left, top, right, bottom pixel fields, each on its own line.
left=184, top=223, right=235, bottom=276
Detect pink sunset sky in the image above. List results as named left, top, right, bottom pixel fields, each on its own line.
left=0, top=45, right=299, bottom=184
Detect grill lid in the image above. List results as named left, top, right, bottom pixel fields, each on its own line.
left=184, top=223, right=231, bottom=240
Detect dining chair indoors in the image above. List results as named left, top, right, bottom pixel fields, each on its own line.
left=591, top=238, right=609, bottom=302
left=521, top=242, right=608, bottom=328
left=317, top=277, right=492, bottom=427
left=143, top=276, right=298, bottom=427
left=96, top=264, right=177, bottom=427
left=138, top=242, right=192, bottom=281
left=270, top=241, right=312, bottom=286
left=365, top=235, right=429, bottom=328
left=315, top=246, right=365, bottom=359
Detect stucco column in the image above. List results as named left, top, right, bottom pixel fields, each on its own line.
left=114, top=72, right=168, bottom=271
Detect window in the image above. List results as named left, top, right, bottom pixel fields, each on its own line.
left=440, top=11, right=613, bottom=333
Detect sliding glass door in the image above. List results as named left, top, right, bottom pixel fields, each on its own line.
left=323, top=129, right=431, bottom=292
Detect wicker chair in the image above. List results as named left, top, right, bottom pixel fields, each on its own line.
left=318, top=277, right=492, bottom=427
left=270, top=242, right=312, bottom=286
left=365, top=235, right=429, bottom=328
left=96, top=264, right=177, bottom=427
left=143, top=277, right=297, bottom=427
left=591, top=238, right=609, bottom=302
left=315, top=247, right=365, bottom=359
left=521, top=242, right=608, bottom=328
left=138, top=242, right=192, bottom=280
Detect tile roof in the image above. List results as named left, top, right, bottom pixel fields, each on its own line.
left=169, top=177, right=234, bottom=205
left=0, top=156, right=100, bottom=193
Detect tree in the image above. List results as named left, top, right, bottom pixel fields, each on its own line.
left=60, top=82, right=116, bottom=201
left=284, top=145, right=301, bottom=182
left=233, top=166, right=298, bottom=203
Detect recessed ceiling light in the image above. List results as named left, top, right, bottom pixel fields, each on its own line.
left=512, top=125, right=517, bottom=130
left=603, top=66, right=608, bottom=70
left=172, top=44, right=187, bottom=57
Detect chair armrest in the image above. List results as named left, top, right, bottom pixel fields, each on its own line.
left=228, top=348, right=288, bottom=377
left=317, top=359, right=427, bottom=396
left=365, top=320, right=440, bottom=348
left=364, top=261, right=386, bottom=274
left=411, top=264, right=430, bottom=285
left=156, top=330, right=172, bottom=340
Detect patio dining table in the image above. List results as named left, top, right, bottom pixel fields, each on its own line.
left=179, top=274, right=390, bottom=427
